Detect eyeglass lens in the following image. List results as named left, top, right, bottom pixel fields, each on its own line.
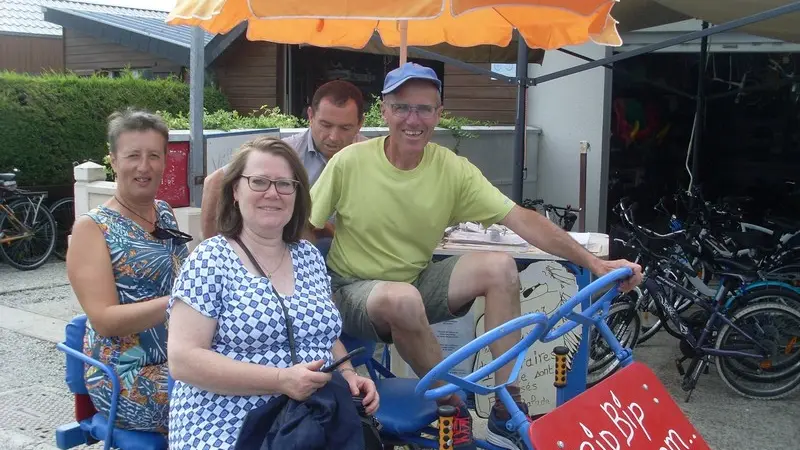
left=245, top=176, right=298, bottom=194
left=390, top=103, right=437, bottom=119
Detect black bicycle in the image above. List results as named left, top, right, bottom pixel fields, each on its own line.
left=1, top=170, right=57, bottom=270
left=521, top=198, right=581, bottom=231
left=49, top=196, right=75, bottom=261
left=617, top=212, right=800, bottom=400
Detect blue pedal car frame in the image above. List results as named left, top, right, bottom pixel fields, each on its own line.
left=53, top=255, right=633, bottom=450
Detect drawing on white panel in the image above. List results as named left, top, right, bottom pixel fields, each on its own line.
left=472, top=260, right=579, bottom=418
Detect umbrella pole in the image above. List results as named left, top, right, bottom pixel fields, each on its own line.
left=511, top=30, right=529, bottom=204
left=399, top=20, right=408, bottom=64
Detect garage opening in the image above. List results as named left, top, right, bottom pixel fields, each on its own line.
left=607, top=50, right=800, bottom=232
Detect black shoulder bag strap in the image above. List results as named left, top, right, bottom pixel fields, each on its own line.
left=234, top=238, right=383, bottom=450
left=234, top=236, right=299, bottom=365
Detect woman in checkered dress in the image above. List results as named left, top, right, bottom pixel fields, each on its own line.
left=166, top=137, right=379, bottom=449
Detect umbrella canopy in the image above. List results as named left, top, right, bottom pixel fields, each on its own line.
left=166, top=0, right=623, bottom=51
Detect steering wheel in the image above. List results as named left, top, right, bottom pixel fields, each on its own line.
left=541, top=267, right=634, bottom=342
left=415, top=312, right=550, bottom=401
left=415, top=267, right=634, bottom=401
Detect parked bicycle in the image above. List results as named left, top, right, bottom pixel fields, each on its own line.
left=521, top=198, right=581, bottom=231
left=0, top=169, right=57, bottom=270
left=609, top=197, right=800, bottom=400
left=49, top=196, right=75, bottom=261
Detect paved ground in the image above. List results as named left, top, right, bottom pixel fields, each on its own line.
left=1, top=259, right=798, bottom=449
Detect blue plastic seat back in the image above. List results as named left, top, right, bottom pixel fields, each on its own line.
left=314, top=237, right=333, bottom=261
left=64, top=314, right=89, bottom=395
left=83, top=414, right=167, bottom=450
left=340, top=333, right=376, bottom=368
left=313, top=239, right=378, bottom=365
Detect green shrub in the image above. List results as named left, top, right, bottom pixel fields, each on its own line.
left=0, top=70, right=229, bottom=186
left=2, top=70, right=495, bottom=186
left=158, top=105, right=307, bottom=131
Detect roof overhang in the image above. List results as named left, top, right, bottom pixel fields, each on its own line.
left=42, top=7, right=244, bottom=67
left=653, top=0, right=800, bottom=44
left=621, top=19, right=800, bottom=53
left=43, top=7, right=192, bottom=66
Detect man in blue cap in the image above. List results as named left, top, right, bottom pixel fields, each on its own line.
left=309, top=62, right=642, bottom=449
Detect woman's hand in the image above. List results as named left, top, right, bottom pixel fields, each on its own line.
left=279, top=360, right=332, bottom=401
left=342, top=369, right=379, bottom=415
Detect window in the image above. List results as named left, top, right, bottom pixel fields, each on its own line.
left=490, top=63, right=517, bottom=81
left=97, top=68, right=154, bottom=79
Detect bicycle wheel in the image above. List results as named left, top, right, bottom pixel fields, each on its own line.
left=644, top=278, right=690, bottom=341
left=636, top=293, right=663, bottom=344
left=638, top=266, right=694, bottom=345
left=587, top=301, right=641, bottom=387
left=715, top=301, right=800, bottom=400
left=721, top=288, right=800, bottom=377
left=49, top=197, right=75, bottom=261
left=0, top=199, right=56, bottom=270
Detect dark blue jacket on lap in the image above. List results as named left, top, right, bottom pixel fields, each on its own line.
left=234, top=371, right=365, bottom=450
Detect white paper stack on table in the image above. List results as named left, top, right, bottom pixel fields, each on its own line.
left=444, top=223, right=527, bottom=247
left=442, top=222, right=601, bottom=253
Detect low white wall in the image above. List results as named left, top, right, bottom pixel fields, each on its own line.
left=280, top=126, right=541, bottom=202
left=74, top=125, right=543, bottom=253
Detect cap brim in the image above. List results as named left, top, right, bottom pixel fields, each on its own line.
left=381, top=76, right=442, bottom=95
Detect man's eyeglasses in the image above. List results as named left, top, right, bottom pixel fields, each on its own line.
left=388, top=103, right=439, bottom=120
left=151, top=223, right=194, bottom=246
left=241, top=175, right=299, bottom=195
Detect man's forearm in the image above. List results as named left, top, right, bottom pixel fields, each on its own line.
left=505, top=207, right=602, bottom=273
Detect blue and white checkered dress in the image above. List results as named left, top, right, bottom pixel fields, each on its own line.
left=167, top=235, right=342, bottom=450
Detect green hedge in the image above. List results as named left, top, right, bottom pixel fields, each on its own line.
left=158, top=95, right=491, bottom=134
left=0, top=70, right=229, bottom=186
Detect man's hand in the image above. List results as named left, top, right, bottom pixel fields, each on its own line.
left=588, top=258, right=643, bottom=293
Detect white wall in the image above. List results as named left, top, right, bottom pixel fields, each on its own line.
left=526, top=43, right=613, bottom=232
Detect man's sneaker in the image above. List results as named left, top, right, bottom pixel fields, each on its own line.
left=486, top=402, right=532, bottom=450
left=446, top=404, right=476, bottom=450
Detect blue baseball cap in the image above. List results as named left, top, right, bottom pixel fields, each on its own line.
left=381, top=62, right=442, bottom=95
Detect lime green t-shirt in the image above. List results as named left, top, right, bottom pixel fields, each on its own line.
left=309, top=136, right=515, bottom=283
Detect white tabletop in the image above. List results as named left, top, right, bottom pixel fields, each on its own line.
left=433, top=232, right=609, bottom=262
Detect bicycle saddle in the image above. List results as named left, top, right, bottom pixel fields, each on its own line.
left=0, top=173, right=16, bottom=181
left=713, top=256, right=759, bottom=282
left=724, top=230, right=774, bottom=251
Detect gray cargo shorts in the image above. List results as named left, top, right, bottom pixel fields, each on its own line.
left=329, top=255, right=475, bottom=343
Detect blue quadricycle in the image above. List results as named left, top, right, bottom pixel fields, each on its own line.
left=53, top=261, right=638, bottom=450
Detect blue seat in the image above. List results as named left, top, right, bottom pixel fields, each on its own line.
left=55, top=314, right=167, bottom=450
left=317, top=238, right=466, bottom=439
left=374, top=377, right=465, bottom=436
left=339, top=333, right=465, bottom=437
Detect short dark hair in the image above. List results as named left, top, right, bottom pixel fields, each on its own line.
left=311, top=80, right=365, bottom=118
left=107, top=107, right=169, bottom=154
left=217, top=137, right=311, bottom=243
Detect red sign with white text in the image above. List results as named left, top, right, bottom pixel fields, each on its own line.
left=529, top=362, right=711, bottom=450
left=156, top=141, right=190, bottom=208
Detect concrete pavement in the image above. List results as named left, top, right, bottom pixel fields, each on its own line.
left=1, top=259, right=797, bottom=449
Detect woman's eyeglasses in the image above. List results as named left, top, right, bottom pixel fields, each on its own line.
left=241, top=175, right=299, bottom=195
left=151, top=226, right=194, bottom=245
left=151, top=219, right=194, bottom=246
